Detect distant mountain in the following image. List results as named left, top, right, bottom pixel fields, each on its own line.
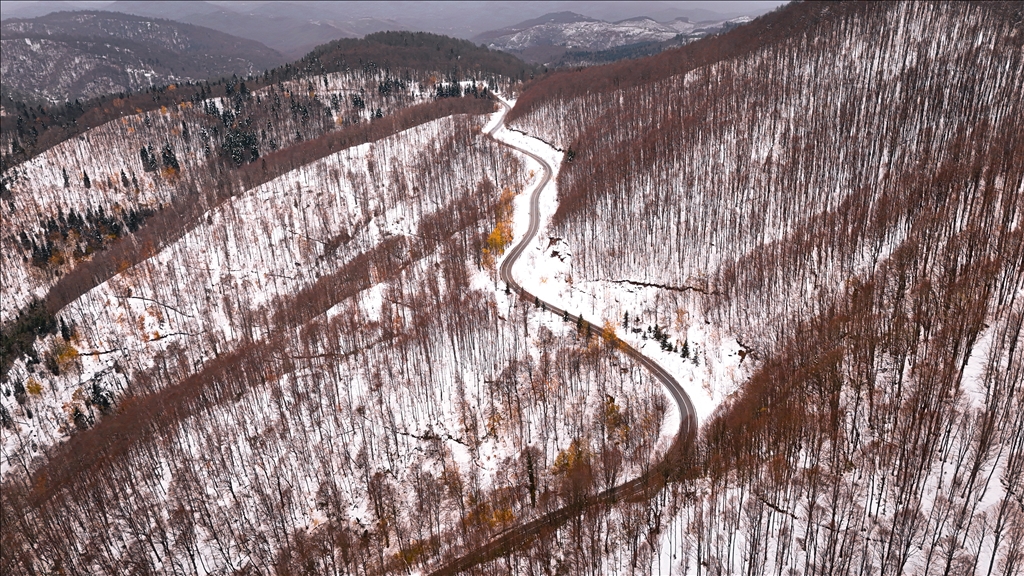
left=176, top=10, right=357, bottom=58
left=2, top=2, right=782, bottom=62
left=103, top=0, right=223, bottom=20
left=104, top=1, right=366, bottom=59
left=0, top=10, right=286, bottom=103
left=474, top=11, right=747, bottom=65
left=0, top=1, right=93, bottom=20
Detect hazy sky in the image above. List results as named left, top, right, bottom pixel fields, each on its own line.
left=1, top=1, right=790, bottom=35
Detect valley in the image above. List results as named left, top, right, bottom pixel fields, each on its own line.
left=1, top=1, right=1022, bottom=574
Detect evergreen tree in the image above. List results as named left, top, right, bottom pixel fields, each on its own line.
left=140, top=145, right=158, bottom=171
left=161, top=143, right=180, bottom=171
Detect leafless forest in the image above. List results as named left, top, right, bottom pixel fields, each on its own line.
left=2, top=2, right=1022, bottom=575
left=502, top=2, right=1023, bottom=574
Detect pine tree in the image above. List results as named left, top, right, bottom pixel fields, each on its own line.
left=161, top=143, right=180, bottom=171
left=140, top=145, right=158, bottom=171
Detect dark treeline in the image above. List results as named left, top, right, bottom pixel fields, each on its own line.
left=279, top=31, right=541, bottom=87
left=2, top=84, right=210, bottom=174
left=0, top=300, right=57, bottom=380
left=0, top=30, right=532, bottom=170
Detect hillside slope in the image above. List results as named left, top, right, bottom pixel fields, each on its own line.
left=0, top=101, right=683, bottom=575
left=1, top=2, right=1021, bottom=574
left=0, top=33, right=614, bottom=575
left=0, top=10, right=285, bottom=103
left=495, top=1, right=1024, bottom=573
left=0, top=31, right=526, bottom=333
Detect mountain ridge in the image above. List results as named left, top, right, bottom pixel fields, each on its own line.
left=0, top=10, right=285, bottom=104
left=473, top=9, right=744, bottom=65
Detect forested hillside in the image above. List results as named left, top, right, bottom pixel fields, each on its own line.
left=0, top=35, right=566, bottom=572
left=0, top=10, right=285, bottom=104
left=0, top=30, right=535, bottom=169
left=4, top=108, right=682, bottom=573
left=0, top=30, right=523, bottom=355
left=497, top=1, right=1024, bottom=573
left=1, top=2, right=1021, bottom=575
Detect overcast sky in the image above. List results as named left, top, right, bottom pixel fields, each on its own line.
left=1, top=1, right=790, bottom=36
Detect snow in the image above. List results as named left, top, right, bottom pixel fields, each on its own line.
left=488, top=96, right=744, bottom=442
left=488, top=16, right=738, bottom=54
left=959, top=322, right=996, bottom=410
left=1, top=113, right=508, bottom=480
left=2, top=96, right=688, bottom=573
left=5, top=4, right=1021, bottom=572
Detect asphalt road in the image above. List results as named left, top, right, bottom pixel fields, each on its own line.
left=427, top=99, right=698, bottom=575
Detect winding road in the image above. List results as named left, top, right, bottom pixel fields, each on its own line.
left=426, top=99, right=699, bottom=574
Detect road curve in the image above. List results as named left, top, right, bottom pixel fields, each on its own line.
left=427, top=99, right=698, bottom=575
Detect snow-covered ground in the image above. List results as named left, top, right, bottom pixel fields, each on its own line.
left=4, top=3, right=1022, bottom=573
left=2, top=102, right=682, bottom=574
left=1, top=113, right=516, bottom=479
left=488, top=97, right=746, bottom=444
